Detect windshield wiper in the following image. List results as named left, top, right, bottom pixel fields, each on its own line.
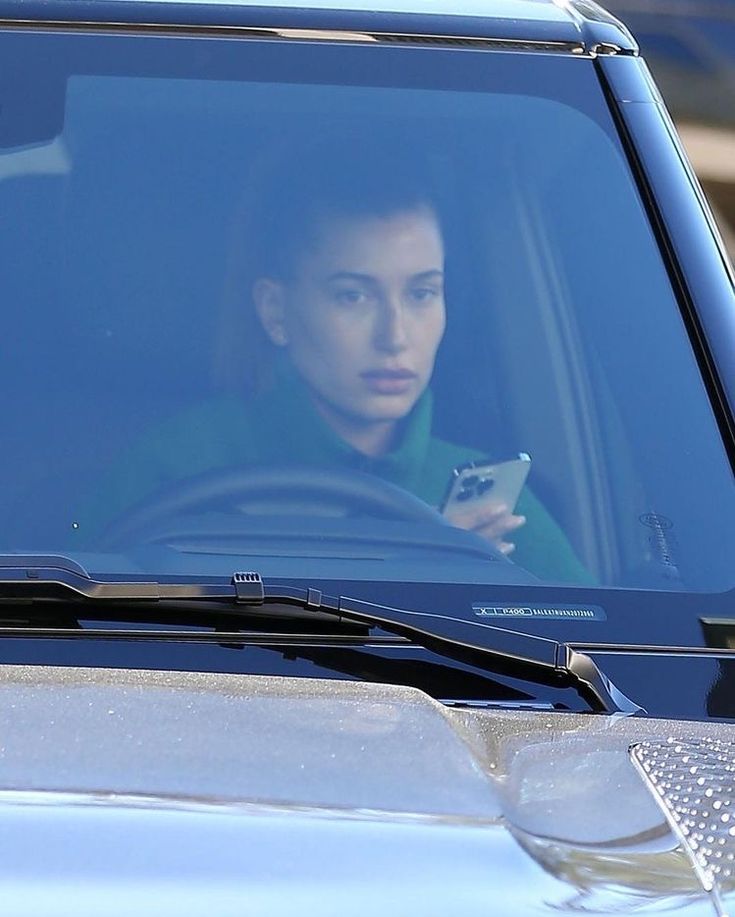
left=0, top=557, right=641, bottom=716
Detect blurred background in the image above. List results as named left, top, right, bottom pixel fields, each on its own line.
left=605, top=0, right=735, bottom=256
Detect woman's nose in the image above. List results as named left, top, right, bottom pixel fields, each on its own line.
left=374, top=301, right=409, bottom=353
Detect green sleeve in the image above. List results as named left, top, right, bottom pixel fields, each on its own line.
left=513, top=488, right=596, bottom=585
left=71, top=397, right=251, bottom=545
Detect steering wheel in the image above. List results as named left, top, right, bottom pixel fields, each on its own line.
left=98, top=465, right=452, bottom=550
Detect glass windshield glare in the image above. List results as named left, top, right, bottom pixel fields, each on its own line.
left=1, top=29, right=733, bottom=592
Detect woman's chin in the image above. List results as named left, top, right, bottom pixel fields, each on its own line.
left=313, top=385, right=422, bottom=429
left=357, top=395, right=419, bottom=424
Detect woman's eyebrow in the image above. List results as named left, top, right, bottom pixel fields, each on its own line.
left=410, top=270, right=444, bottom=283
left=325, top=271, right=376, bottom=285
left=324, top=270, right=444, bottom=284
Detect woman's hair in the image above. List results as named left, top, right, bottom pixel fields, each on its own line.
left=215, top=133, right=444, bottom=393
left=251, top=137, right=443, bottom=280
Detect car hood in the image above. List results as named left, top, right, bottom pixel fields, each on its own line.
left=0, top=665, right=732, bottom=916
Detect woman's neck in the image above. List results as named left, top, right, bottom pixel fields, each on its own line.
left=310, top=395, right=398, bottom=458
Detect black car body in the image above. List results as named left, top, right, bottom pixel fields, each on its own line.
left=2, top=0, right=735, bottom=912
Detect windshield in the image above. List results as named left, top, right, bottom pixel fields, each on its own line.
left=2, top=28, right=733, bottom=597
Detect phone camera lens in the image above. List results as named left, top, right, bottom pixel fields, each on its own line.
left=477, top=478, right=495, bottom=495
left=462, top=475, right=479, bottom=488
left=455, top=488, right=474, bottom=502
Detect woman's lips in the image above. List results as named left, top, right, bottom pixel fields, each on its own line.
left=360, top=369, right=417, bottom=395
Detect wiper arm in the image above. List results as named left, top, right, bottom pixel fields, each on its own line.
left=0, top=559, right=641, bottom=716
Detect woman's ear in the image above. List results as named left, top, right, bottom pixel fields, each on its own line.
left=253, top=278, right=289, bottom=347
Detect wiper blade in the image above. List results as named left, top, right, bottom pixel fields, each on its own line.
left=0, top=559, right=641, bottom=716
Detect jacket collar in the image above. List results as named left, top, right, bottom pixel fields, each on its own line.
left=262, top=363, right=433, bottom=491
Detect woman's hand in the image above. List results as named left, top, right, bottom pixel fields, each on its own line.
left=445, top=502, right=526, bottom=556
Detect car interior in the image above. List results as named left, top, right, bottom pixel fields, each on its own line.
left=2, top=50, right=733, bottom=591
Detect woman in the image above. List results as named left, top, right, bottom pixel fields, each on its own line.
left=248, top=144, right=526, bottom=556
left=76, top=140, right=589, bottom=582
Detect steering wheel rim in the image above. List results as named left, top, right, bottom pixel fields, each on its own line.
left=98, top=464, right=450, bottom=549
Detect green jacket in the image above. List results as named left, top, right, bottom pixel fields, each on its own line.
left=76, top=374, right=592, bottom=583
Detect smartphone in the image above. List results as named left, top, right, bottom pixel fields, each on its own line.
left=440, top=453, right=531, bottom=515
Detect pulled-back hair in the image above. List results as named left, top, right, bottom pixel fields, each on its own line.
left=250, top=137, right=443, bottom=280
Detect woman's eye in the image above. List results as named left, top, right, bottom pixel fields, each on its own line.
left=334, top=289, right=368, bottom=306
left=409, top=287, right=440, bottom=304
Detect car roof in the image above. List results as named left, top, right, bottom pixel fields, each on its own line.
left=0, top=0, right=637, bottom=54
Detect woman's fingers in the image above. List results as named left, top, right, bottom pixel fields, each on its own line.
left=446, top=502, right=509, bottom=529
left=476, top=514, right=526, bottom=553
left=446, top=501, right=527, bottom=554
left=498, top=541, right=516, bottom=556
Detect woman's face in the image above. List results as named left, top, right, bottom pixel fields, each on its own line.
left=255, top=206, right=446, bottom=438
